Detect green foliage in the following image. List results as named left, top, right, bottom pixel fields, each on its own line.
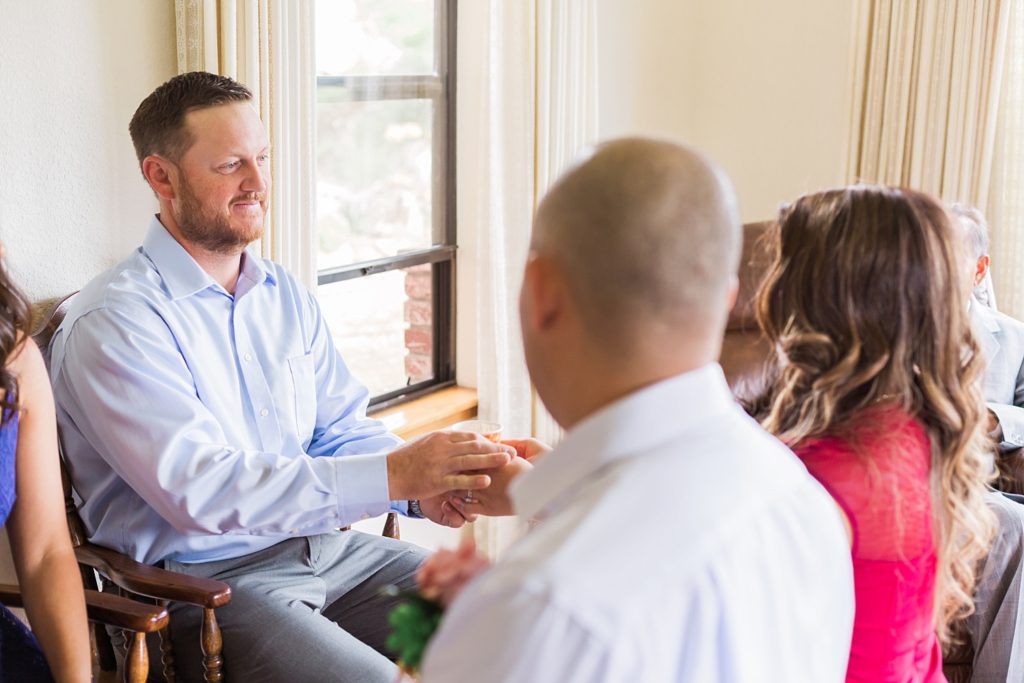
left=386, top=590, right=445, bottom=674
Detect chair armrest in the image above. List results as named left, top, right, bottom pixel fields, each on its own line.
left=83, top=590, right=170, bottom=632
left=0, top=584, right=168, bottom=633
left=75, top=543, right=231, bottom=609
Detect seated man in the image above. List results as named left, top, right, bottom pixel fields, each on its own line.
left=953, top=203, right=1024, bottom=453
left=418, top=139, right=856, bottom=682
left=949, top=203, right=1024, bottom=681
left=48, top=72, right=512, bottom=683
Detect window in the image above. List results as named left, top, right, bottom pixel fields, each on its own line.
left=315, top=0, right=455, bottom=407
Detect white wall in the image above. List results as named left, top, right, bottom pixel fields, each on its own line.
left=597, top=0, right=855, bottom=223
left=0, top=0, right=176, bottom=582
left=597, top=0, right=696, bottom=143
left=0, top=0, right=176, bottom=302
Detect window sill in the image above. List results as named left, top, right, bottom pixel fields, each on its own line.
left=369, top=386, right=478, bottom=441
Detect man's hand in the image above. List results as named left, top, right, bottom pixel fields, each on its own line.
left=419, top=494, right=478, bottom=529
left=988, top=409, right=1004, bottom=443
left=387, top=431, right=513, bottom=501
left=417, top=537, right=491, bottom=608
left=451, top=450, right=539, bottom=517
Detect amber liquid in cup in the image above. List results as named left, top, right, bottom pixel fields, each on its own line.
left=449, top=419, right=503, bottom=442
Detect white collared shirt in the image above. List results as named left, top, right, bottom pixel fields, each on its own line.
left=422, top=364, right=854, bottom=683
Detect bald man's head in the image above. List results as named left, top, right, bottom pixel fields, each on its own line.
left=532, top=138, right=741, bottom=353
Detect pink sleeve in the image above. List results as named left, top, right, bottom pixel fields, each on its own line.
left=795, top=417, right=933, bottom=562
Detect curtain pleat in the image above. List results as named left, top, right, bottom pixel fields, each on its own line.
left=987, top=0, right=1024, bottom=317
left=174, top=0, right=316, bottom=287
left=848, top=0, right=1010, bottom=208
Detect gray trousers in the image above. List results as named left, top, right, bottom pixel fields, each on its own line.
left=967, top=491, right=1024, bottom=682
left=158, top=530, right=428, bottom=683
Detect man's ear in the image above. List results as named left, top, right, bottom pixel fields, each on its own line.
left=522, top=254, right=564, bottom=334
left=724, top=274, right=740, bottom=313
left=975, top=254, right=991, bottom=286
left=141, top=156, right=178, bottom=201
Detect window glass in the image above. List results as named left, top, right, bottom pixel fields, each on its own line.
left=318, top=264, right=435, bottom=398
left=317, top=98, right=436, bottom=269
left=316, top=0, right=436, bottom=77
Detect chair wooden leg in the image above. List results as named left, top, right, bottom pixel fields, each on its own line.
left=383, top=511, right=400, bottom=539
left=159, top=621, right=178, bottom=683
left=125, top=631, right=148, bottom=683
left=201, top=608, right=223, bottom=683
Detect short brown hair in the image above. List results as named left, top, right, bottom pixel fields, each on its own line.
left=129, top=71, right=253, bottom=169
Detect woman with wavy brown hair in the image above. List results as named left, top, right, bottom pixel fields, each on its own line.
left=747, top=185, right=996, bottom=682
left=0, top=247, right=90, bottom=682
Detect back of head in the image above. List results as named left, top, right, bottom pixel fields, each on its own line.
left=755, top=184, right=974, bottom=434
left=753, top=184, right=994, bottom=643
left=533, top=138, right=741, bottom=354
left=129, top=71, right=253, bottom=171
left=948, top=202, right=990, bottom=261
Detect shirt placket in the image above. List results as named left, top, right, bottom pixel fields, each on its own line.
left=232, top=294, right=282, bottom=452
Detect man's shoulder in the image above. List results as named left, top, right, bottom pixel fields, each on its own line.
left=974, top=303, right=1024, bottom=338
left=60, top=249, right=171, bottom=336
left=518, top=411, right=841, bottom=573
left=994, top=308, right=1024, bottom=338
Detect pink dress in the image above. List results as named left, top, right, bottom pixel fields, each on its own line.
left=795, top=407, right=945, bottom=683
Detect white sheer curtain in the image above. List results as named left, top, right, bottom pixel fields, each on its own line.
left=532, top=0, right=600, bottom=446
left=457, top=0, right=598, bottom=558
left=175, top=0, right=317, bottom=286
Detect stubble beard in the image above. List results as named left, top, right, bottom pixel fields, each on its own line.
left=175, top=177, right=266, bottom=255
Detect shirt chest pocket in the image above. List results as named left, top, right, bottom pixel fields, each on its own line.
left=287, top=353, right=317, bottom=444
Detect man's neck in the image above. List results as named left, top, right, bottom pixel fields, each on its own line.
left=557, top=360, right=712, bottom=431
left=188, top=248, right=244, bottom=296
left=157, top=213, right=244, bottom=295
left=553, top=336, right=718, bottom=431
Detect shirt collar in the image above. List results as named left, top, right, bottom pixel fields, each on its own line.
left=511, top=363, right=737, bottom=521
left=969, top=297, right=1001, bottom=334
left=141, top=216, right=276, bottom=300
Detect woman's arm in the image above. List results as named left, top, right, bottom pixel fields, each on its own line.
left=6, top=338, right=91, bottom=682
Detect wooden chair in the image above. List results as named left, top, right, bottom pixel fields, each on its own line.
left=32, top=293, right=402, bottom=682
left=716, top=220, right=774, bottom=394
left=0, top=584, right=167, bottom=683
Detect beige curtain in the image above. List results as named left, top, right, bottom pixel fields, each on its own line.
left=987, top=0, right=1024, bottom=318
left=847, top=0, right=1011, bottom=207
left=457, top=0, right=598, bottom=558
left=175, top=0, right=317, bottom=286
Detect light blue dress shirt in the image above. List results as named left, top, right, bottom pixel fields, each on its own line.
left=49, top=218, right=405, bottom=564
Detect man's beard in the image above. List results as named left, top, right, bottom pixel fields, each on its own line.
left=175, top=177, right=266, bottom=254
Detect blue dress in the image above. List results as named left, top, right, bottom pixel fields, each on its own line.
left=0, top=411, right=55, bottom=682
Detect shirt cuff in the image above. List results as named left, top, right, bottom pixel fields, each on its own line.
left=989, top=403, right=1024, bottom=449
left=334, top=452, right=393, bottom=523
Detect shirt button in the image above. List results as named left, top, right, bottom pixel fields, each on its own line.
left=360, top=513, right=370, bottom=520
left=243, top=353, right=253, bottom=362
left=260, top=408, right=269, bottom=417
